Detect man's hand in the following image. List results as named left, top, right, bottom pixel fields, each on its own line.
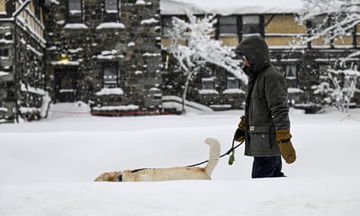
left=234, top=116, right=246, bottom=142
left=275, top=129, right=296, bottom=164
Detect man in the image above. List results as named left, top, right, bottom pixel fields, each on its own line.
left=234, top=36, right=296, bottom=178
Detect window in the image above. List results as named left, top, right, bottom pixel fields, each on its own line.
left=285, top=65, right=297, bottom=88
left=0, top=48, right=9, bottom=57
left=68, top=0, right=82, bottom=23
left=242, top=15, right=261, bottom=36
left=103, top=62, right=119, bottom=88
left=285, top=65, right=297, bottom=79
left=227, top=77, right=239, bottom=89
left=162, top=16, right=173, bottom=37
left=219, top=16, right=238, bottom=36
left=34, top=1, right=41, bottom=20
left=104, top=0, right=120, bottom=22
left=105, top=0, right=118, bottom=13
left=310, top=15, right=328, bottom=30
left=319, top=65, right=329, bottom=80
left=202, top=78, right=215, bottom=90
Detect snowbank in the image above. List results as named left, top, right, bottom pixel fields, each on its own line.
left=161, top=0, right=304, bottom=15
left=0, top=106, right=360, bottom=215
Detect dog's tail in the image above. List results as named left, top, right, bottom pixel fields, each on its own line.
left=204, top=138, right=221, bottom=176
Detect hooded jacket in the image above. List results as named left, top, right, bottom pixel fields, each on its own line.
left=236, top=36, right=290, bottom=157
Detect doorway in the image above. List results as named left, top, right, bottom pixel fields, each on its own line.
left=54, top=68, right=78, bottom=102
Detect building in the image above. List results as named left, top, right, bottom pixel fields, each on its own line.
left=160, top=0, right=360, bottom=110
left=0, top=0, right=47, bottom=123
left=1, top=0, right=359, bottom=124
left=45, top=0, right=163, bottom=115
left=1, top=0, right=163, bottom=124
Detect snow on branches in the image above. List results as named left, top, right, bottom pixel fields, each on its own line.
left=166, top=12, right=245, bottom=112
left=168, top=12, right=245, bottom=82
left=295, top=0, right=360, bottom=48
left=313, top=67, right=360, bottom=112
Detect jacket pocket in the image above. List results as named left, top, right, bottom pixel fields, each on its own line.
left=248, top=124, right=271, bottom=152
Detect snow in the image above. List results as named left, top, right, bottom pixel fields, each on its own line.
left=161, top=0, right=303, bottom=15
left=0, top=71, right=9, bottom=77
left=20, top=82, right=46, bottom=96
left=143, top=52, right=161, bottom=57
left=0, top=105, right=360, bottom=215
left=168, top=13, right=246, bottom=82
left=223, top=88, right=246, bottom=94
left=141, top=18, right=159, bottom=25
left=26, top=44, right=43, bottom=57
left=95, top=88, right=124, bottom=96
left=198, top=89, right=219, bottom=94
left=96, top=22, right=125, bottom=30
left=63, top=24, right=88, bottom=29
left=288, top=87, right=304, bottom=94
left=49, top=0, right=60, bottom=4
left=92, top=105, right=139, bottom=111
left=68, top=48, right=83, bottom=53
left=0, top=39, right=13, bottom=44
left=51, top=61, right=80, bottom=66
left=19, top=107, right=40, bottom=114
left=135, top=0, right=146, bottom=5
left=40, top=92, right=51, bottom=118
left=162, top=95, right=213, bottom=111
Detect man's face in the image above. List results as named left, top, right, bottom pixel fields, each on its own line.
left=241, top=56, right=250, bottom=67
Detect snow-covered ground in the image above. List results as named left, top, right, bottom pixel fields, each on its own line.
left=1, top=103, right=360, bottom=216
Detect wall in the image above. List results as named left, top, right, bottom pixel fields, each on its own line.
left=264, top=14, right=306, bottom=47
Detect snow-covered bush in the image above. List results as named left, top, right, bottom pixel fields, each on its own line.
left=312, top=67, right=360, bottom=112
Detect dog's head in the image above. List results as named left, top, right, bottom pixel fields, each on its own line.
left=94, top=171, right=122, bottom=182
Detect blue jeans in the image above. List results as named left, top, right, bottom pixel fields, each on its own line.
left=252, top=156, right=285, bottom=178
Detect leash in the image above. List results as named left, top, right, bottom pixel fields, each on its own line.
left=187, top=139, right=244, bottom=167
left=127, top=139, right=245, bottom=177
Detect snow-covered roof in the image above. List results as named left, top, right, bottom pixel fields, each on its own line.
left=160, top=0, right=206, bottom=15
left=161, top=0, right=304, bottom=15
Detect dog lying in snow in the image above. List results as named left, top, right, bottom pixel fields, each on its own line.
left=94, top=138, right=221, bottom=182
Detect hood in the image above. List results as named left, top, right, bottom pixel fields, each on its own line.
left=235, top=36, right=271, bottom=74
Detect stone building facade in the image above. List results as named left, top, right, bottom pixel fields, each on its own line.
left=45, top=0, right=162, bottom=114
left=0, top=0, right=47, bottom=123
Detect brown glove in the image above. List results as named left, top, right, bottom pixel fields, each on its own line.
left=234, top=116, right=246, bottom=142
left=275, top=129, right=296, bottom=164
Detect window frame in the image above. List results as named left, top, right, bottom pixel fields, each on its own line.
left=218, top=15, right=239, bottom=37
left=241, top=15, right=261, bottom=37
left=102, top=62, right=119, bottom=89
left=162, top=16, right=174, bottom=37
left=0, top=48, right=9, bottom=57
left=104, top=0, right=120, bottom=22
left=67, top=0, right=83, bottom=23
left=285, top=64, right=297, bottom=79
left=226, top=76, right=239, bottom=89
left=201, top=77, right=215, bottom=90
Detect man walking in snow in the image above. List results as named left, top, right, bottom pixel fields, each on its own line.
left=234, top=36, right=296, bottom=178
